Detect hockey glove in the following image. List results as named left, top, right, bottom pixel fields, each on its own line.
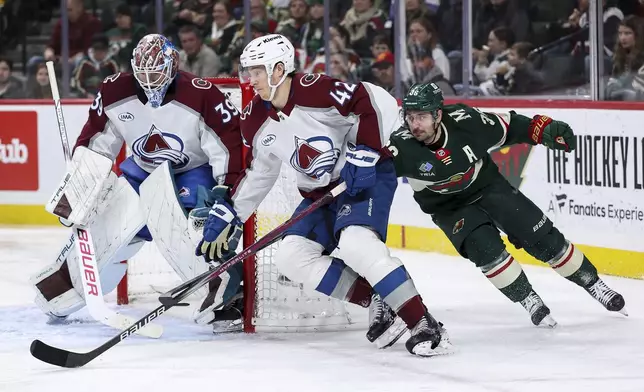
left=340, top=144, right=380, bottom=196
left=195, top=197, right=243, bottom=264
left=529, top=115, right=576, bottom=152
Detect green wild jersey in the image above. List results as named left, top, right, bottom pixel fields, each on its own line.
left=387, top=103, right=536, bottom=214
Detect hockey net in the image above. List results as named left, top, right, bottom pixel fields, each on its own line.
left=115, top=78, right=365, bottom=332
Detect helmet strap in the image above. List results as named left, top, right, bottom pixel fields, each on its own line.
left=267, top=63, right=288, bottom=101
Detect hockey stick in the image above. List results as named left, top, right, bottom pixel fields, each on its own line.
left=45, top=62, right=162, bottom=338
left=30, top=182, right=346, bottom=368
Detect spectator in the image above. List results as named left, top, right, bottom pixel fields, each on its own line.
left=356, top=33, right=391, bottom=82
left=276, top=0, right=309, bottom=51
left=328, top=52, right=359, bottom=83
left=606, top=15, right=644, bottom=100
left=504, top=41, right=544, bottom=94
left=472, top=0, right=530, bottom=49
left=26, top=62, right=55, bottom=99
left=567, top=0, right=624, bottom=75
left=0, top=57, right=24, bottom=99
left=371, top=50, right=406, bottom=95
left=173, top=0, right=215, bottom=31
left=178, top=25, right=221, bottom=77
left=302, top=0, right=325, bottom=63
left=406, top=0, right=438, bottom=29
left=206, top=0, right=240, bottom=56
left=406, top=49, right=455, bottom=95
left=474, top=26, right=514, bottom=83
left=340, top=0, right=388, bottom=59
left=250, top=0, right=278, bottom=33
left=305, top=24, right=361, bottom=74
left=41, top=0, right=102, bottom=69
left=106, top=3, right=148, bottom=72
left=71, top=35, right=119, bottom=99
left=481, top=41, right=544, bottom=95
left=408, top=18, right=450, bottom=81
left=438, top=0, right=463, bottom=54
left=222, top=20, right=268, bottom=75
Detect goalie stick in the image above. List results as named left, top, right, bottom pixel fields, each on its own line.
left=30, top=182, right=347, bottom=368
left=45, top=62, right=162, bottom=338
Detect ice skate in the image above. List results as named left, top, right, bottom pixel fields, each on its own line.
left=366, top=294, right=407, bottom=349
left=405, top=312, right=452, bottom=357
left=211, top=292, right=245, bottom=333
left=520, top=291, right=557, bottom=328
left=585, top=278, right=627, bottom=315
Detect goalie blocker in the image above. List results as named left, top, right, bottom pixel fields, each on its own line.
left=32, top=149, right=241, bottom=326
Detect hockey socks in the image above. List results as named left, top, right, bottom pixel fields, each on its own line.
left=548, top=242, right=598, bottom=287
left=480, top=252, right=532, bottom=302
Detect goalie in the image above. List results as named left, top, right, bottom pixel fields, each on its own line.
left=30, top=34, right=245, bottom=331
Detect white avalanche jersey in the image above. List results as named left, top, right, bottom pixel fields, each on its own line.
left=230, top=73, right=401, bottom=222
left=74, top=71, right=243, bottom=186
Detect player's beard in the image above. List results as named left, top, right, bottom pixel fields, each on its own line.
left=412, top=122, right=441, bottom=145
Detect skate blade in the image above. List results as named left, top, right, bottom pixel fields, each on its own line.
left=538, top=314, right=558, bottom=329
left=375, top=317, right=407, bottom=349
left=212, top=319, right=243, bottom=334
left=617, top=307, right=628, bottom=316
left=412, top=337, right=454, bottom=358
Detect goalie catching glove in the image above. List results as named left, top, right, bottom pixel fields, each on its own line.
left=529, top=115, right=576, bottom=152
left=195, top=185, right=243, bottom=264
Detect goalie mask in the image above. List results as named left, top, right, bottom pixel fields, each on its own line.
left=131, top=34, right=179, bottom=108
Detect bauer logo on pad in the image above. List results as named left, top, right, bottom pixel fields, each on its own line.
left=0, top=111, right=38, bottom=190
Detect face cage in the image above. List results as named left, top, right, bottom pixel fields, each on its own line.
left=132, top=59, right=174, bottom=107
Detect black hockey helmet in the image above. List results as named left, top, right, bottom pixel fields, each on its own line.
left=401, top=82, right=444, bottom=124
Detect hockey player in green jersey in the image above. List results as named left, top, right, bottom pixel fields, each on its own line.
left=387, top=82, right=627, bottom=327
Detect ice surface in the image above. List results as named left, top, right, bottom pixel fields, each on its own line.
left=1, top=226, right=643, bottom=392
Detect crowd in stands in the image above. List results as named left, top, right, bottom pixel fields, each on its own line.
left=2, top=0, right=644, bottom=100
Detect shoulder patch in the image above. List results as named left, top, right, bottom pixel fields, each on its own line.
left=191, top=78, right=213, bottom=90
left=299, top=73, right=321, bottom=87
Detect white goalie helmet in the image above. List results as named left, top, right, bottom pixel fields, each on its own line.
left=239, top=34, right=295, bottom=101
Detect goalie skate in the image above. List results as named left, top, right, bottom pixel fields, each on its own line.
left=211, top=292, right=244, bottom=334
left=366, top=294, right=407, bottom=349
left=520, top=291, right=557, bottom=328
left=585, top=278, right=627, bottom=316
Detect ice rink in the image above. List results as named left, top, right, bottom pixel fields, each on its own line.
left=1, top=226, right=643, bottom=392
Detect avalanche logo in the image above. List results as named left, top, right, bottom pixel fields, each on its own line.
left=290, top=136, right=340, bottom=179
left=132, top=125, right=190, bottom=169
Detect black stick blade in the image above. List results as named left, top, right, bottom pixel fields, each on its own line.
left=30, top=339, right=93, bottom=368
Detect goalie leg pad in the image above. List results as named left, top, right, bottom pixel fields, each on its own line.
left=31, top=177, right=146, bottom=318
left=336, top=225, right=425, bottom=329
left=139, top=162, right=213, bottom=299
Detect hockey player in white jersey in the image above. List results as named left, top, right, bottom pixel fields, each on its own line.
left=195, top=34, right=450, bottom=356
left=31, top=34, right=245, bottom=328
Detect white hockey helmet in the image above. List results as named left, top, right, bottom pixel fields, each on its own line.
left=239, top=34, right=295, bottom=101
